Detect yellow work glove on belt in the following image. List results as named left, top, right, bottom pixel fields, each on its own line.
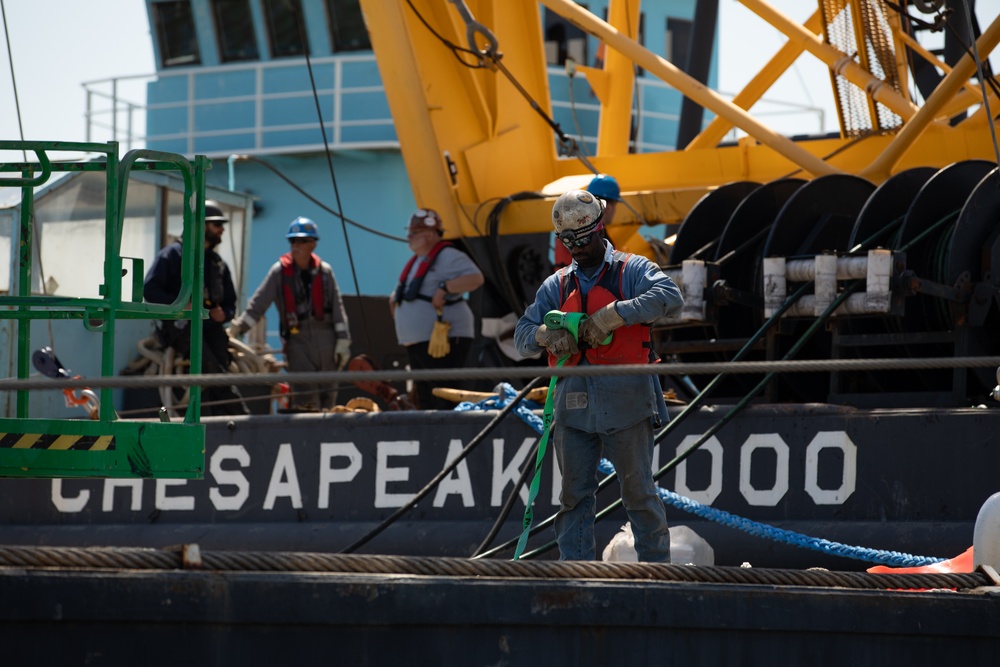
left=428, top=309, right=451, bottom=359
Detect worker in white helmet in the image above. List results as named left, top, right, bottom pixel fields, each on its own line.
left=514, top=189, right=683, bottom=562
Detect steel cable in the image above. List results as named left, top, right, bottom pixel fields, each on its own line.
left=4, top=356, right=1000, bottom=392
left=0, top=544, right=991, bottom=591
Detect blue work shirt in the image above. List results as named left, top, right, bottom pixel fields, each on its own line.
left=514, top=240, right=683, bottom=434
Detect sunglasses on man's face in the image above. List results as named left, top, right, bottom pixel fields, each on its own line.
left=290, top=238, right=314, bottom=245
left=558, top=230, right=597, bottom=249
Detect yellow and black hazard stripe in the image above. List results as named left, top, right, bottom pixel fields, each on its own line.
left=0, top=433, right=115, bottom=451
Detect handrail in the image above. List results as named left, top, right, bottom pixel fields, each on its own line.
left=0, top=140, right=209, bottom=421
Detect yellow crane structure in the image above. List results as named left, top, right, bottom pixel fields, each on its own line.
left=362, top=0, right=999, bottom=254
left=362, top=0, right=1000, bottom=406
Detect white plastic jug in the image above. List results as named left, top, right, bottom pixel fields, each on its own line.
left=601, top=523, right=714, bottom=565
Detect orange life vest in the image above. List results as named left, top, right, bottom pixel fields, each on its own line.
left=280, top=252, right=326, bottom=335
left=550, top=251, right=655, bottom=367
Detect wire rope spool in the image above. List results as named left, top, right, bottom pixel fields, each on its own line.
left=761, top=174, right=876, bottom=401
left=848, top=167, right=936, bottom=252
left=893, top=160, right=995, bottom=347
left=668, top=181, right=762, bottom=264
left=662, top=182, right=762, bottom=389
left=839, top=168, right=937, bottom=396
left=714, top=179, right=806, bottom=339
left=704, top=179, right=806, bottom=396
left=945, top=167, right=1000, bottom=395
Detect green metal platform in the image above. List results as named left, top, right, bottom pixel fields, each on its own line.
left=0, top=141, right=208, bottom=479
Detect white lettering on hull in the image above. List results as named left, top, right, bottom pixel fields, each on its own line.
left=264, top=444, right=303, bottom=510
left=433, top=439, right=474, bottom=508
left=491, top=438, right=535, bottom=507
left=45, top=432, right=859, bottom=513
left=375, top=441, right=419, bottom=508
left=155, top=480, right=195, bottom=511
left=673, top=436, right=724, bottom=505
left=103, top=479, right=142, bottom=511
left=805, top=432, right=857, bottom=505
left=318, top=442, right=362, bottom=509
left=209, top=444, right=250, bottom=511
left=739, top=434, right=790, bottom=507
left=51, top=479, right=89, bottom=513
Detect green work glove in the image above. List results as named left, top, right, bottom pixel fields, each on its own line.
left=535, top=324, right=579, bottom=358
left=579, top=303, right=625, bottom=347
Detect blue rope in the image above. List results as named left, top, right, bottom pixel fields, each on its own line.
left=454, top=382, right=545, bottom=431
left=458, top=383, right=945, bottom=568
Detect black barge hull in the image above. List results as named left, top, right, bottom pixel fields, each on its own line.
left=0, top=403, right=997, bottom=569
left=1, top=561, right=998, bottom=666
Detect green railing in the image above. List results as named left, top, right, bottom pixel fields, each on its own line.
left=0, top=141, right=206, bottom=479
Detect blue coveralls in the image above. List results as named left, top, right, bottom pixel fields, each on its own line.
left=514, top=240, right=683, bottom=561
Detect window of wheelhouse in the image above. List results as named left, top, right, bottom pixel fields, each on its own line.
left=152, top=0, right=201, bottom=67
left=263, top=0, right=309, bottom=57
left=543, top=6, right=588, bottom=66
left=326, top=0, right=371, bottom=52
left=212, top=0, right=259, bottom=62
left=666, top=17, right=692, bottom=73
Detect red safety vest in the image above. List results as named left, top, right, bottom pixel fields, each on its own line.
left=550, top=251, right=654, bottom=367
left=280, top=252, right=326, bottom=334
left=394, top=241, right=455, bottom=303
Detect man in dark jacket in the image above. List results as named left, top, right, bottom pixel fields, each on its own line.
left=144, top=200, right=244, bottom=415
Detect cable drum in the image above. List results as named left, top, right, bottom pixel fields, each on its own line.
left=895, top=160, right=994, bottom=336
left=945, top=167, right=1000, bottom=394
left=712, top=178, right=805, bottom=389
left=840, top=167, right=937, bottom=396
left=887, top=160, right=996, bottom=395
left=659, top=166, right=1000, bottom=407
left=662, top=181, right=763, bottom=398
left=760, top=174, right=876, bottom=401
left=848, top=167, right=936, bottom=252
left=668, top=181, right=762, bottom=264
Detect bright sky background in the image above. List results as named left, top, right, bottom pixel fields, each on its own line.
left=0, top=1, right=997, bottom=153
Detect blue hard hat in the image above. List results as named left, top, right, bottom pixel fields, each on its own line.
left=287, top=216, right=320, bottom=240
left=587, top=174, right=621, bottom=202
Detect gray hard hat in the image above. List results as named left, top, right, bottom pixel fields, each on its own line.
left=551, top=189, right=604, bottom=236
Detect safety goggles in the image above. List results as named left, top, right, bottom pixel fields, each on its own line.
left=558, top=229, right=598, bottom=249
left=290, top=238, right=315, bottom=245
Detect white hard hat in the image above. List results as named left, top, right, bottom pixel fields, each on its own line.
left=552, top=189, right=605, bottom=236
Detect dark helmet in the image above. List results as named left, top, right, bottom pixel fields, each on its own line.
left=586, top=174, right=621, bottom=202
left=408, top=208, right=443, bottom=233
left=287, top=216, right=320, bottom=240
left=204, top=200, right=229, bottom=224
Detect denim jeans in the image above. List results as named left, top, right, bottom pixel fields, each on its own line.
left=552, top=418, right=671, bottom=562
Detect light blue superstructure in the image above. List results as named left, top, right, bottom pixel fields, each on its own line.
left=106, top=0, right=714, bottom=353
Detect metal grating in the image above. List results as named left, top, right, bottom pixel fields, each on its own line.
left=821, top=0, right=904, bottom=138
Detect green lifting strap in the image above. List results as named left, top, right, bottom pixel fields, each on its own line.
left=512, top=310, right=591, bottom=560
